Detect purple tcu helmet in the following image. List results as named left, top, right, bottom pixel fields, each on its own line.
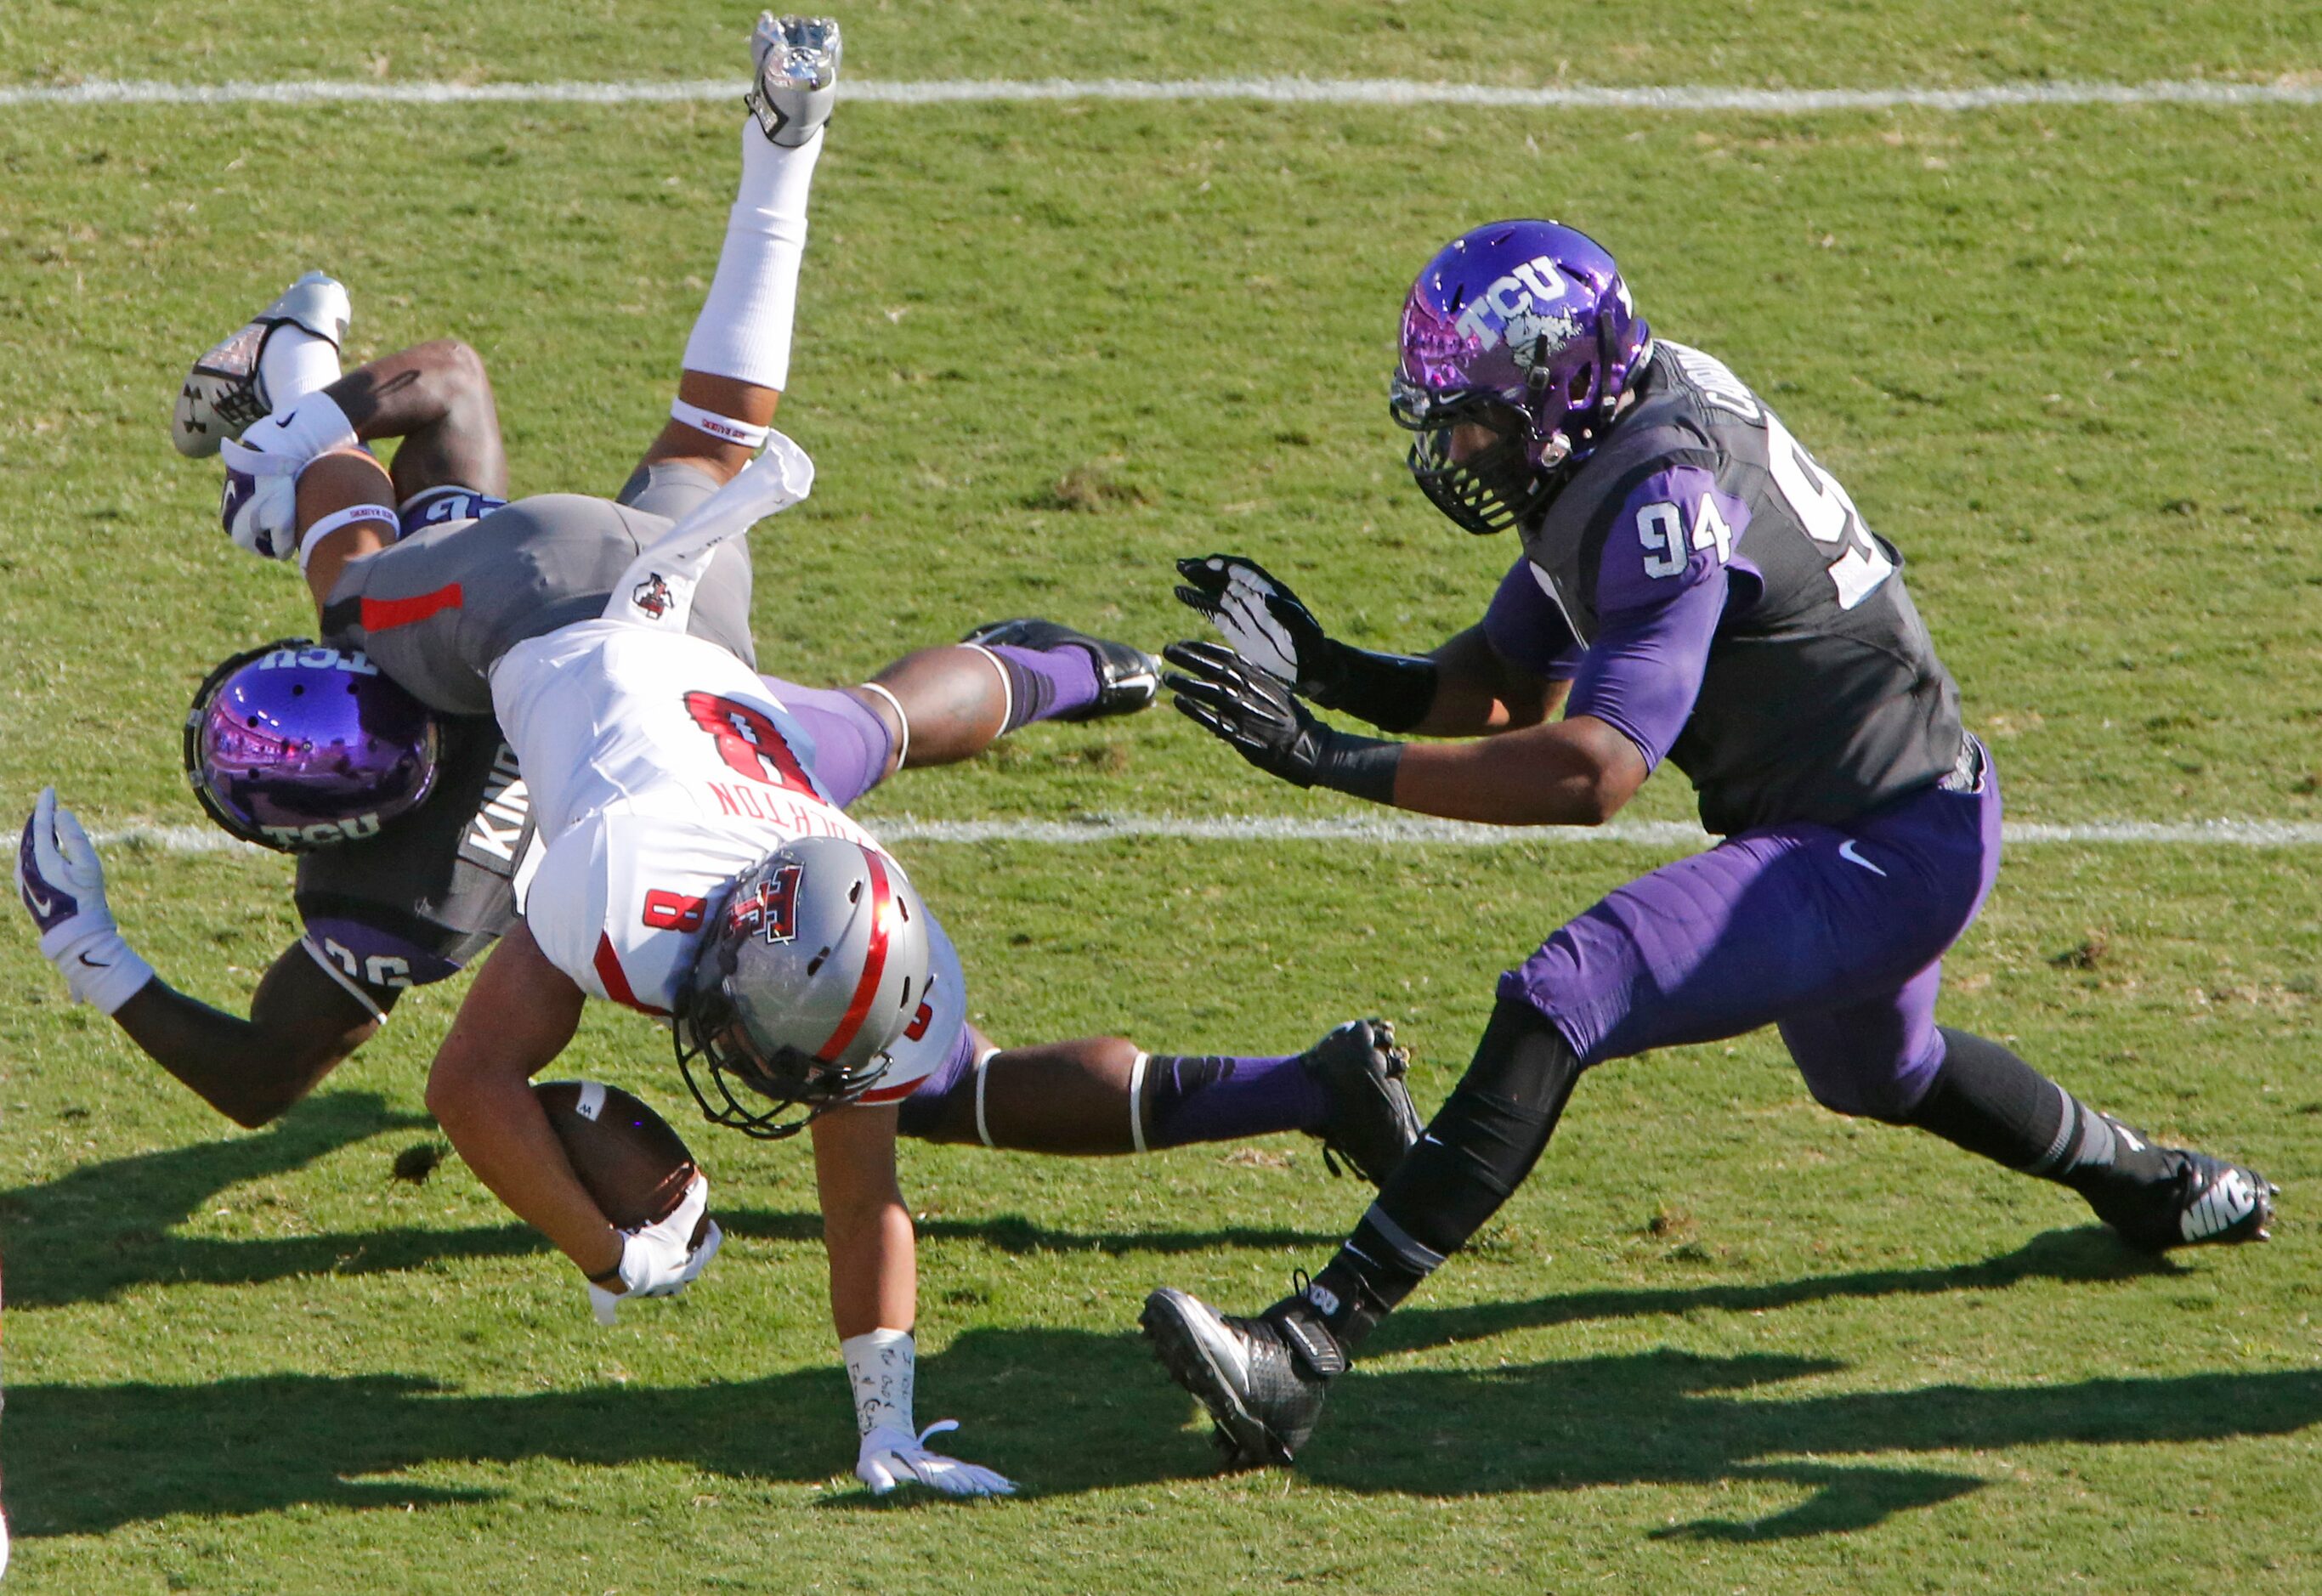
left=1390, top=219, right=1653, bottom=535
left=675, top=835, right=933, bottom=1140
left=184, top=638, right=442, bottom=852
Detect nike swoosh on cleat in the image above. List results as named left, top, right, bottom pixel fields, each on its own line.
left=1838, top=840, right=1889, bottom=876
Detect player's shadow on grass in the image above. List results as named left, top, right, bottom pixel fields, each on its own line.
left=720, top=1207, right=1345, bottom=1257
left=14, top=1327, right=2322, bottom=1542
left=0, top=1090, right=545, bottom=1309
left=1373, top=1225, right=2180, bottom=1356
left=0, top=1090, right=1338, bottom=1309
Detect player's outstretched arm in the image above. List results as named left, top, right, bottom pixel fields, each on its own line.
left=813, top=1101, right=1014, bottom=1497
left=811, top=1102, right=916, bottom=1338
left=423, top=923, right=620, bottom=1276
left=1174, top=555, right=1572, bottom=738
left=1164, top=642, right=1648, bottom=826
left=112, top=947, right=384, bottom=1129
left=17, top=789, right=382, bottom=1127
left=1411, top=623, right=1570, bottom=738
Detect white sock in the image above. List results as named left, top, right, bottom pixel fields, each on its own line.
left=679, top=123, right=824, bottom=392
left=841, top=1327, right=915, bottom=1437
left=260, top=325, right=342, bottom=411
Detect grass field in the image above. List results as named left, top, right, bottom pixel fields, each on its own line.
left=2, top=4, right=2319, bottom=1591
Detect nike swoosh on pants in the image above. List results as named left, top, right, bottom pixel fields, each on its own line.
left=1838, top=840, right=1888, bottom=877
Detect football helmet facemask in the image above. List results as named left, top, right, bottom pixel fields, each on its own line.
left=674, top=835, right=932, bottom=1140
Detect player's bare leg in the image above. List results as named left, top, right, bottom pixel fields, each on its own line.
left=827, top=623, right=1163, bottom=784
left=898, top=1022, right=1421, bottom=1185
left=355, top=339, right=509, bottom=506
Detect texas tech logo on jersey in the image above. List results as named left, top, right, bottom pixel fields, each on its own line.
left=631, top=574, right=674, bottom=620
left=725, top=862, right=802, bottom=943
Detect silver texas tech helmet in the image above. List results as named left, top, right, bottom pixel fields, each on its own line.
left=674, top=835, right=933, bottom=1140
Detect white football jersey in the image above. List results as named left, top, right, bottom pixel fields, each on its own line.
left=494, top=620, right=963, bottom=1104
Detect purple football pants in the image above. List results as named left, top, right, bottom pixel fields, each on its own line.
left=1500, top=739, right=2002, bottom=1121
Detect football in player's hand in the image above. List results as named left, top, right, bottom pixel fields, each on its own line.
left=535, top=1080, right=710, bottom=1242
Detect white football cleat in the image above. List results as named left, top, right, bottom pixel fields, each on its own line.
left=170, top=270, right=351, bottom=458
left=745, top=14, right=841, bottom=148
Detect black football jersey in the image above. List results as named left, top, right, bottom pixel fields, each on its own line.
left=292, top=714, right=534, bottom=988
left=1509, top=340, right=1962, bottom=835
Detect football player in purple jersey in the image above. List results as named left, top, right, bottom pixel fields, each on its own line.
left=1141, top=218, right=2278, bottom=1468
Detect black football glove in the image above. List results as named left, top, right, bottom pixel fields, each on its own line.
left=1174, top=555, right=1437, bottom=733
left=1163, top=641, right=1402, bottom=803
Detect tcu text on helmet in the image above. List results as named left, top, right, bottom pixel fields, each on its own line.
left=258, top=644, right=381, bottom=676
left=260, top=812, right=384, bottom=847
left=1453, top=256, right=1578, bottom=358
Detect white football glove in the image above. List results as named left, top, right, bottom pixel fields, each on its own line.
left=216, top=394, right=362, bottom=561
left=218, top=434, right=303, bottom=560
left=15, top=787, right=153, bottom=1014
left=588, top=1173, right=723, bottom=1325
left=856, top=1421, right=1017, bottom=1498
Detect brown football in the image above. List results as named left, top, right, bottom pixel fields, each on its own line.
left=535, top=1079, right=710, bottom=1245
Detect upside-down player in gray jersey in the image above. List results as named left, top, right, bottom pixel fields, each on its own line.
left=1140, top=219, right=2278, bottom=1469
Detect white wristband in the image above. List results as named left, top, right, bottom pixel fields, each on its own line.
left=668, top=399, right=772, bottom=450
left=841, top=1327, right=916, bottom=1438
left=60, top=930, right=156, bottom=1016
left=297, top=502, right=399, bottom=572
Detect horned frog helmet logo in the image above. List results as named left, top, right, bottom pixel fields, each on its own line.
left=1503, top=304, right=1584, bottom=372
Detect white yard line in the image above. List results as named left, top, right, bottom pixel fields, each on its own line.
left=92, top=815, right=2322, bottom=855
left=4, top=76, right=2319, bottom=112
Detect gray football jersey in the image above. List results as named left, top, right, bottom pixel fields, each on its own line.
left=1513, top=341, right=1962, bottom=834
left=320, top=490, right=756, bottom=717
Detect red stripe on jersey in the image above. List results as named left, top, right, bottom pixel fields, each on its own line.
left=815, top=851, right=892, bottom=1063
left=361, top=582, right=464, bottom=631
left=593, top=931, right=669, bottom=1016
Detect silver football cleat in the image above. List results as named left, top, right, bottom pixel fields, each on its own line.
left=745, top=14, right=841, bottom=148
left=170, top=270, right=351, bottom=458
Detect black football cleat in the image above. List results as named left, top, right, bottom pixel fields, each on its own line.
left=1141, top=1287, right=1341, bottom=1468
left=1299, top=1017, right=1421, bottom=1186
left=960, top=618, right=1162, bottom=722
left=2081, top=1123, right=2277, bottom=1252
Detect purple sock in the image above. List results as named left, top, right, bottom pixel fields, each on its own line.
left=984, top=643, right=1101, bottom=730
left=1141, top=1052, right=1328, bottom=1149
